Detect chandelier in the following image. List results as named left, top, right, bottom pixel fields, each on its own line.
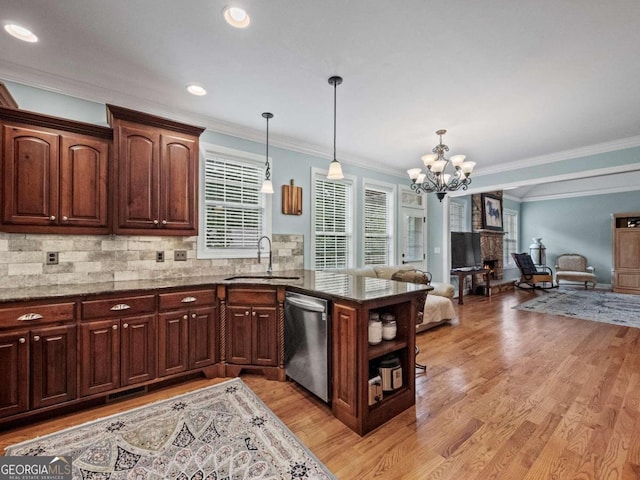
left=407, top=129, right=476, bottom=202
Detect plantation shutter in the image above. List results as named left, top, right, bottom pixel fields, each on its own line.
left=364, top=187, right=392, bottom=266
left=203, top=155, right=264, bottom=250
left=450, top=202, right=465, bottom=232
left=503, top=209, right=518, bottom=265
left=314, top=177, right=352, bottom=270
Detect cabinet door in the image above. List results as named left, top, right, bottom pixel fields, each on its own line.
left=116, top=123, right=159, bottom=230
left=80, top=320, right=120, bottom=396
left=159, top=133, right=197, bottom=233
left=120, top=314, right=156, bottom=386
left=332, top=303, right=358, bottom=419
left=227, top=307, right=252, bottom=365
left=157, top=311, right=189, bottom=376
left=252, top=306, right=278, bottom=366
left=2, top=124, right=59, bottom=225
left=59, top=134, right=109, bottom=229
left=188, top=306, right=217, bottom=369
left=615, top=230, right=640, bottom=269
left=0, top=330, right=29, bottom=417
left=30, top=324, right=77, bottom=409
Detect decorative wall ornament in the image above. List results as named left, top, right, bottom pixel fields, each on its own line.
left=282, top=179, right=302, bottom=215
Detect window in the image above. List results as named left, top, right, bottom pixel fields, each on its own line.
left=450, top=201, right=465, bottom=232
left=311, top=169, right=354, bottom=270
left=363, top=181, right=395, bottom=266
left=503, top=208, right=518, bottom=266
left=198, top=144, right=271, bottom=258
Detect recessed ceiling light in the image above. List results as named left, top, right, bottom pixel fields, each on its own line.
left=223, top=6, right=250, bottom=28
left=4, top=24, right=38, bottom=43
left=186, top=84, right=207, bottom=96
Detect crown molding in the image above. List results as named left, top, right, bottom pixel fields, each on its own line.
left=518, top=184, right=640, bottom=203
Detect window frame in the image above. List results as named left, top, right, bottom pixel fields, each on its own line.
left=310, top=167, right=356, bottom=270
left=197, top=142, right=272, bottom=259
left=362, top=178, right=396, bottom=266
left=503, top=208, right=519, bottom=268
left=449, top=200, right=466, bottom=232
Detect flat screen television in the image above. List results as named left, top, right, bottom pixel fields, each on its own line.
left=451, top=232, right=482, bottom=269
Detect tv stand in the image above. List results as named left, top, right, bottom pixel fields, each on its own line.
left=450, top=267, right=491, bottom=305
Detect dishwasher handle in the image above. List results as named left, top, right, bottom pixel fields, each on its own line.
left=286, top=296, right=327, bottom=313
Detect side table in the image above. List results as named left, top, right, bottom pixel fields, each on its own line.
left=450, top=268, right=491, bottom=305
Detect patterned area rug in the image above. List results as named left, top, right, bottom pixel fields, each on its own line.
left=5, top=378, right=335, bottom=480
left=515, top=290, right=640, bottom=328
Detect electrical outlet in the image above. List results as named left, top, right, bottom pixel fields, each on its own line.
left=174, top=250, right=187, bottom=261
left=46, top=252, right=59, bottom=265
left=156, top=251, right=164, bottom=262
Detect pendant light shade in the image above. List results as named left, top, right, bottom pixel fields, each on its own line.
left=327, top=75, right=344, bottom=180
left=260, top=112, right=274, bottom=194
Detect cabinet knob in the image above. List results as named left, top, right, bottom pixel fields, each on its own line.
left=33, top=335, right=40, bottom=342
left=62, top=216, right=68, bottom=221
left=49, top=215, right=56, bottom=221
left=252, top=311, right=256, bottom=316
left=112, top=324, right=118, bottom=330
left=162, top=219, right=167, bottom=225
left=123, top=323, right=129, bottom=328
left=183, top=315, right=188, bottom=320
left=191, top=313, right=196, bottom=318
left=19, top=337, right=26, bottom=344
left=153, top=219, right=159, bottom=225
left=245, top=311, right=250, bottom=316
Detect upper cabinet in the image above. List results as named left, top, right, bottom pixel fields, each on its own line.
left=0, top=107, right=111, bottom=234
left=107, top=105, right=205, bottom=236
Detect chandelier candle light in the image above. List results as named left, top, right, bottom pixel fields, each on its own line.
left=407, top=129, right=476, bottom=201
left=260, top=112, right=274, bottom=194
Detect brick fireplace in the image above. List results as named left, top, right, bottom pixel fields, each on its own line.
left=472, top=192, right=506, bottom=280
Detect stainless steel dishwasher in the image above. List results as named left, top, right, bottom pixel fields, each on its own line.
left=284, top=291, right=330, bottom=402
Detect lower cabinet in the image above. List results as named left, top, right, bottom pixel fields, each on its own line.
left=0, top=301, right=76, bottom=419
left=157, top=289, right=218, bottom=376
left=79, top=295, right=157, bottom=397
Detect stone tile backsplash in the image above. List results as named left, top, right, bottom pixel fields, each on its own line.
left=0, top=233, right=303, bottom=289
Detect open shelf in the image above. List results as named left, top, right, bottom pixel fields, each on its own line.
left=367, top=338, right=407, bottom=360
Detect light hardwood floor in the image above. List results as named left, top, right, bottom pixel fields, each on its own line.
left=2, top=289, right=639, bottom=479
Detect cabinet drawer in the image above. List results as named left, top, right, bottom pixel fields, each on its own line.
left=227, top=287, right=277, bottom=305
left=81, top=295, right=156, bottom=320
left=158, top=289, right=216, bottom=311
left=0, top=302, right=75, bottom=329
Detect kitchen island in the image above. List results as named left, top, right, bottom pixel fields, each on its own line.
left=0, top=270, right=430, bottom=435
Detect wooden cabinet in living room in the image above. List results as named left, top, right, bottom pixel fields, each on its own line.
left=612, top=212, right=640, bottom=294
left=79, top=294, right=157, bottom=397
left=0, top=300, right=77, bottom=419
left=106, top=105, right=205, bottom=236
left=0, top=107, right=111, bottom=234
left=157, top=289, right=218, bottom=377
left=224, top=286, right=283, bottom=380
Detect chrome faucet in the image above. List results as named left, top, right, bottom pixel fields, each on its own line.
left=257, top=236, right=273, bottom=276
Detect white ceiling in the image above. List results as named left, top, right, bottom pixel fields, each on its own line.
left=2, top=0, right=640, bottom=188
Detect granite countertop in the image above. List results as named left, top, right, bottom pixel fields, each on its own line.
left=0, top=270, right=431, bottom=304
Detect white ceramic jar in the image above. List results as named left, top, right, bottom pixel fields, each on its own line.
left=381, top=313, right=397, bottom=340
left=368, top=313, right=382, bottom=345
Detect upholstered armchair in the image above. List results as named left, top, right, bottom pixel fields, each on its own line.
left=555, top=254, right=596, bottom=289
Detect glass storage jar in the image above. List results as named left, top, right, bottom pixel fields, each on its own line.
left=368, top=313, right=382, bottom=345
left=381, top=313, right=397, bottom=340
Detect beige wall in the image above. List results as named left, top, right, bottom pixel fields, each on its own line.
left=0, top=233, right=303, bottom=289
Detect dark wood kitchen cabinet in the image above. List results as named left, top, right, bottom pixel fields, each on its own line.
left=224, top=286, right=283, bottom=380
left=0, top=300, right=76, bottom=419
left=0, top=106, right=111, bottom=234
left=157, top=289, right=218, bottom=377
left=107, top=105, right=205, bottom=236
left=79, top=294, right=156, bottom=397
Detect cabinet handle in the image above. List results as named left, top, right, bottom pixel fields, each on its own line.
left=19, top=337, right=26, bottom=344
left=183, top=315, right=188, bottom=320
left=181, top=296, right=196, bottom=303
left=62, top=216, right=68, bottom=221
left=49, top=215, right=56, bottom=221
left=110, top=303, right=131, bottom=311
left=191, top=313, right=196, bottom=318
left=112, top=324, right=118, bottom=330
left=153, top=219, right=159, bottom=225
left=18, top=313, right=43, bottom=321
left=162, top=220, right=167, bottom=225
left=33, top=335, right=41, bottom=342
left=123, top=323, right=129, bottom=328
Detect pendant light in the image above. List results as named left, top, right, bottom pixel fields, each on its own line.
left=260, top=112, right=274, bottom=194
left=327, top=75, right=344, bottom=180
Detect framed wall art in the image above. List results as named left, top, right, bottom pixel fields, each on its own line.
left=481, top=193, right=503, bottom=231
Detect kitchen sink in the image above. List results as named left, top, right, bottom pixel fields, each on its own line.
left=224, top=275, right=301, bottom=281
